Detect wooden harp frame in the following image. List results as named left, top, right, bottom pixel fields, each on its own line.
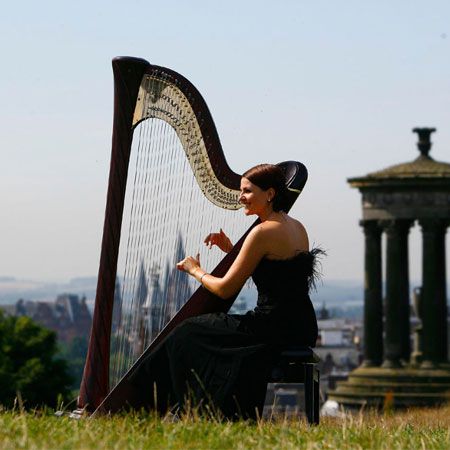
left=77, top=56, right=308, bottom=414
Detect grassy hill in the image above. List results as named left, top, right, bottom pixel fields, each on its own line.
left=0, top=406, right=449, bottom=449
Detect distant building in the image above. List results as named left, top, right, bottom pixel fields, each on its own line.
left=317, top=318, right=362, bottom=348
left=317, top=302, right=330, bottom=320
left=315, top=316, right=363, bottom=394
left=9, top=294, right=92, bottom=343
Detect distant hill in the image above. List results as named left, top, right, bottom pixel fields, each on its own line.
left=6, top=275, right=438, bottom=315
left=0, top=276, right=364, bottom=308
left=0, top=277, right=97, bottom=305
left=311, top=279, right=363, bottom=307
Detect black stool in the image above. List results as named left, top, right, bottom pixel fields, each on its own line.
left=269, top=346, right=320, bottom=424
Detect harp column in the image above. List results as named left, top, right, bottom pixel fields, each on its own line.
left=77, top=57, right=150, bottom=411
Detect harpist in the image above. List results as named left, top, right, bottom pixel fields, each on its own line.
left=77, top=58, right=321, bottom=419
left=129, top=163, right=320, bottom=419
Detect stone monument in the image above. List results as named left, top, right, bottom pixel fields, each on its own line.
left=329, top=128, right=450, bottom=408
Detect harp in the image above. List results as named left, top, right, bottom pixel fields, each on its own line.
left=76, top=57, right=308, bottom=415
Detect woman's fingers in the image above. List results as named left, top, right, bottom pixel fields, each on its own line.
left=203, top=230, right=230, bottom=251
left=204, top=233, right=217, bottom=248
left=177, top=255, right=201, bottom=276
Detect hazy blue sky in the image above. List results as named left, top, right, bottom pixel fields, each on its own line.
left=1, top=1, right=449, bottom=284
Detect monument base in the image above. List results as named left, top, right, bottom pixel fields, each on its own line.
left=328, top=365, right=450, bottom=409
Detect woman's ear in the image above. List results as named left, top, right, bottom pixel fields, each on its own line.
left=267, top=187, right=276, bottom=203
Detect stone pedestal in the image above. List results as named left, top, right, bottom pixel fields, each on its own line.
left=329, top=366, right=450, bottom=409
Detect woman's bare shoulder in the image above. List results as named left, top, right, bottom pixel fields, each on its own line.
left=245, top=223, right=270, bottom=242
left=284, top=216, right=309, bottom=250
left=290, top=216, right=308, bottom=237
left=290, top=216, right=307, bottom=233
left=247, top=222, right=279, bottom=246
left=256, top=215, right=308, bottom=241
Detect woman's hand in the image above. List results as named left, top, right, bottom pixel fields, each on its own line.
left=204, top=228, right=233, bottom=253
left=176, top=253, right=201, bottom=276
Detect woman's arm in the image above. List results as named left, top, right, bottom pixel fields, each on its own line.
left=177, top=226, right=267, bottom=299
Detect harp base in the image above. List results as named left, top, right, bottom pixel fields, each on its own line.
left=55, top=407, right=90, bottom=420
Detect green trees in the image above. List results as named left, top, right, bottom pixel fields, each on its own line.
left=58, top=336, right=88, bottom=391
left=0, top=311, right=72, bottom=408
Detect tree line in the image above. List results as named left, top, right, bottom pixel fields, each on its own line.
left=0, top=311, right=88, bottom=409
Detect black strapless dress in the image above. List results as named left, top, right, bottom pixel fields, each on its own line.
left=130, top=249, right=321, bottom=419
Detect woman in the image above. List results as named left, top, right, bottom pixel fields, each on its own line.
left=131, top=164, right=320, bottom=419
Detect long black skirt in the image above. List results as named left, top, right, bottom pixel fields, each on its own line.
left=129, top=312, right=278, bottom=420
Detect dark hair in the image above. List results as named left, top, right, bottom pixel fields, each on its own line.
left=242, top=164, right=289, bottom=212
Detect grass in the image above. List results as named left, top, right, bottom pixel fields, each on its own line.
left=0, top=405, right=449, bottom=449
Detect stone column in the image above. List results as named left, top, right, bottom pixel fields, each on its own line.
left=381, top=219, right=413, bottom=368
left=419, top=219, right=448, bottom=368
left=437, top=223, right=448, bottom=363
left=360, top=220, right=383, bottom=367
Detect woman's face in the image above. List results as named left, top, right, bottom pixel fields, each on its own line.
left=239, top=177, right=273, bottom=216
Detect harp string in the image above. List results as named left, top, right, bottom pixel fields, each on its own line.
left=109, top=98, right=253, bottom=390
left=137, top=115, right=155, bottom=349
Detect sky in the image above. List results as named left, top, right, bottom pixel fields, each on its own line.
left=1, top=0, right=450, bottom=285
